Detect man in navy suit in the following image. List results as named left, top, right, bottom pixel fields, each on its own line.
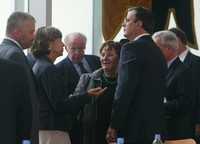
left=106, top=7, right=167, bottom=144
left=56, top=32, right=101, bottom=144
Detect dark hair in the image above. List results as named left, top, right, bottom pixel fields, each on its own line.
left=100, top=41, right=121, bottom=58
left=128, top=6, right=154, bottom=33
left=169, top=28, right=187, bottom=45
left=6, top=11, right=35, bottom=34
left=119, top=39, right=129, bottom=46
left=31, top=26, right=62, bottom=58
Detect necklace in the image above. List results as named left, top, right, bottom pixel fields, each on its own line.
left=102, top=73, right=117, bottom=85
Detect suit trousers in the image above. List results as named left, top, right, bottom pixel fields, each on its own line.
left=39, top=130, right=71, bottom=144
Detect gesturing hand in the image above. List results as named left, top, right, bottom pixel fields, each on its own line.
left=87, top=86, right=107, bottom=97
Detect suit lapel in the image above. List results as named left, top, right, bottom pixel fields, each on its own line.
left=166, top=58, right=181, bottom=87
left=84, top=55, right=93, bottom=72
left=183, top=51, right=192, bottom=66
left=66, top=57, right=80, bottom=79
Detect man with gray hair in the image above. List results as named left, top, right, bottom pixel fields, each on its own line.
left=0, top=11, right=39, bottom=144
left=56, top=32, right=101, bottom=144
left=153, top=31, right=196, bottom=140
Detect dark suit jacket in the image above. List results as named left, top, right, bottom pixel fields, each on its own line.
left=165, top=58, right=196, bottom=140
left=0, top=59, right=32, bottom=144
left=32, top=56, right=90, bottom=131
left=27, top=52, right=36, bottom=68
left=184, top=51, right=200, bottom=124
left=56, top=55, right=101, bottom=97
left=0, top=38, right=39, bottom=144
left=110, top=35, right=167, bottom=144
left=183, top=52, right=200, bottom=143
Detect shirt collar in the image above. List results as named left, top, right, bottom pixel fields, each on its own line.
left=167, top=56, right=178, bottom=68
left=133, top=33, right=150, bottom=41
left=5, top=37, right=23, bottom=49
left=179, top=48, right=189, bottom=62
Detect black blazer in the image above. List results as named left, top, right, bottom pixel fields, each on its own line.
left=165, top=58, right=196, bottom=140
left=0, top=59, right=32, bottom=144
left=110, top=35, right=167, bottom=144
left=33, top=56, right=90, bottom=131
left=184, top=51, right=200, bottom=124
left=56, top=55, right=101, bottom=96
left=27, top=52, right=36, bottom=68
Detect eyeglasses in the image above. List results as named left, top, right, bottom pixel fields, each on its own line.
left=70, top=47, right=85, bottom=53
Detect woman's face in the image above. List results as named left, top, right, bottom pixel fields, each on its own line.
left=100, top=46, right=119, bottom=74
left=50, top=38, right=64, bottom=58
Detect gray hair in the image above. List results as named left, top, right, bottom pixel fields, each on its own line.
left=64, top=32, right=87, bottom=46
left=6, top=11, right=35, bottom=34
left=152, top=30, right=178, bottom=51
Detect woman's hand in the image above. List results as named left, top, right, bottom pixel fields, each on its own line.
left=87, top=86, right=107, bottom=97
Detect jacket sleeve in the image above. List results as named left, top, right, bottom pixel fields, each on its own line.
left=72, top=74, right=91, bottom=96
left=110, top=43, right=140, bottom=130
left=40, top=66, right=90, bottom=115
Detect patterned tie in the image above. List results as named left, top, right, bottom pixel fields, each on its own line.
left=78, top=62, right=88, bottom=74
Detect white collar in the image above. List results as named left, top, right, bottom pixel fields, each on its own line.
left=167, top=56, right=178, bottom=68
left=179, top=48, right=189, bottom=62
left=5, top=37, right=23, bottom=49
left=133, top=33, right=150, bottom=41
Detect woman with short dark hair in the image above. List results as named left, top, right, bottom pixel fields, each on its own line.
left=72, top=40, right=121, bottom=144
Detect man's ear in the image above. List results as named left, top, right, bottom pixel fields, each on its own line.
left=136, top=20, right=143, bottom=27
left=12, top=28, right=21, bottom=38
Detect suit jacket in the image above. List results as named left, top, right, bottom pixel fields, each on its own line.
left=110, top=35, right=167, bottom=144
left=165, top=58, right=196, bottom=140
left=56, top=55, right=101, bottom=96
left=32, top=56, right=90, bottom=131
left=0, top=38, right=39, bottom=144
left=27, top=52, right=36, bottom=68
left=0, top=59, right=32, bottom=144
left=183, top=51, right=200, bottom=124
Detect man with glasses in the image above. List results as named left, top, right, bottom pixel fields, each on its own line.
left=56, top=32, right=101, bottom=144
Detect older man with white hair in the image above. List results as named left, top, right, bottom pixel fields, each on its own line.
left=153, top=31, right=196, bottom=141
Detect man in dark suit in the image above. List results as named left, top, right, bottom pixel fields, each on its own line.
left=0, top=11, right=39, bottom=144
left=153, top=30, right=196, bottom=140
left=0, top=59, right=32, bottom=144
left=56, top=32, right=101, bottom=144
left=169, top=27, right=200, bottom=143
left=106, top=7, right=167, bottom=144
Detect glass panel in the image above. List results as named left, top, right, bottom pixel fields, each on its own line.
left=0, top=0, right=14, bottom=42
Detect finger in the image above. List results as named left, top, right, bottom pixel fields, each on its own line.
left=99, top=87, right=108, bottom=93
